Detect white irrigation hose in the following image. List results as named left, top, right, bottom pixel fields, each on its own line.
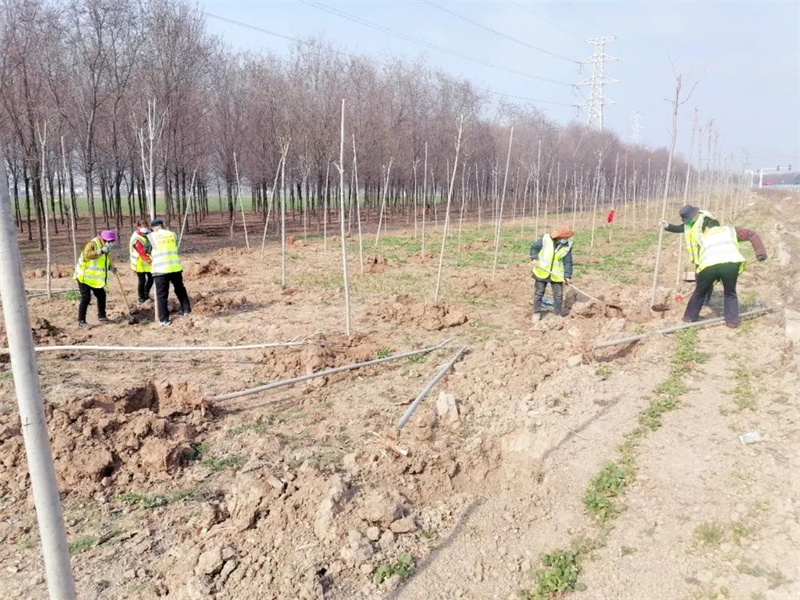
left=0, top=339, right=308, bottom=355
left=209, top=339, right=452, bottom=402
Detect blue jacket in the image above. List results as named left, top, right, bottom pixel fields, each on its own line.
left=529, top=236, right=574, bottom=279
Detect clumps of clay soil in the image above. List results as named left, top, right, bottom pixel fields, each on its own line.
left=365, top=255, right=389, bottom=274
left=370, top=295, right=468, bottom=331
left=569, top=299, right=626, bottom=319
left=464, top=276, right=491, bottom=295
left=0, top=381, right=210, bottom=497
left=30, top=317, right=74, bottom=346
left=193, top=291, right=249, bottom=315
left=26, top=264, right=74, bottom=279
left=256, top=334, right=382, bottom=383
left=186, top=258, right=231, bottom=279
left=214, top=247, right=255, bottom=257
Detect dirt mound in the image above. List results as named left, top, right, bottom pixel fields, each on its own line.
left=193, top=292, right=249, bottom=315
left=0, top=381, right=209, bottom=497
left=256, top=334, right=382, bottom=383
left=464, top=276, right=491, bottom=295
left=26, top=264, right=75, bottom=279
left=186, top=259, right=231, bottom=279
left=30, top=317, right=74, bottom=346
left=371, top=295, right=468, bottom=331
left=213, top=247, right=255, bottom=258
left=365, top=255, right=389, bottom=273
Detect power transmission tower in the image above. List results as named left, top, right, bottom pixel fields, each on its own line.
left=631, top=110, right=642, bottom=144
left=577, top=36, right=619, bottom=130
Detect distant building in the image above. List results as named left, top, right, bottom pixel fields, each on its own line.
left=762, top=171, right=799, bottom=186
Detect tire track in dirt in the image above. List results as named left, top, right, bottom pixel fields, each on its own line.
left=579, top=323, right=800, bottom=600
left=391, top=355, right=673, bottom=600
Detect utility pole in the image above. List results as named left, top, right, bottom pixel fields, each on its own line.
left=0, top=160, right=77, bottom=599
left=577, top=36, right=619, bottom=130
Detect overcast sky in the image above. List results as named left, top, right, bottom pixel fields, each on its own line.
left=201, top=0, right=800, bottom=172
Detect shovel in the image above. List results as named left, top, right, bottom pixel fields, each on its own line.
left=113, top=270, right=138, bottom=324
left=568, top=282, right=624, bottom=313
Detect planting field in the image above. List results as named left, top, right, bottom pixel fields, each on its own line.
left=0, top=193, right=798, bottom=600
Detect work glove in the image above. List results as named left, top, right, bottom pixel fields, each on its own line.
left=100, top=246, right=109, bottom=255
left=111, top=266, right=118, bottom=274
left=659, top=220, right=670, bottom=230
left=145, top=257, right=152, bottom=264
left=757, top=254, right=767, bottom=262
left=565, top=278, right=572, bottom=285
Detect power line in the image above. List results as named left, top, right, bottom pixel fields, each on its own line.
left=563, top=2, right=608, bottom=35
left=207, top=13, right=302, bottom=45
left=296, top=0, right=574, bottom=87
left=422, top=0, right=579, bottom=64
left=510, top=1, right=586, bottom=43
left=206, top=12, right=577, bottom=110
left=486, top=88, right=577, bottom=108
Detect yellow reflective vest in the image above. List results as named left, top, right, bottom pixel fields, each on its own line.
left=74, top=238, right=109, bottom=289
left=533, top=234, right=573, bottom=283
left=129, top=232, right=151, bottom=273
left=147, top=229, right=182, bottom=275
left=684, top=209, right=714, bottom=268
left=697, top=225, right=745, bottom=273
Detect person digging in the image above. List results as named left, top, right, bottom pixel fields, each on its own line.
left=530, top=225, right=574, bottom=321
left=147, top=218, right=191, bottom=326
left=682, top=214, right=766, bottom=328
left=74, top=230, right=118, bottom=329
left=662, top=204, right=766, bottom=312
left=130, top=220, right=153, bottom=304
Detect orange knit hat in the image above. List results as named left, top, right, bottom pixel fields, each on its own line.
left=550, top=225, right=574, bottom=239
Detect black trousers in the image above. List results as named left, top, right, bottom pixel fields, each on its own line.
left=136, top=271, right=153, bottom=302
left=684, top=262, right=740, bottom=325
left=77, top=282, right=106, bottom=322
left=533, top=278, right=564, bottom=316
left=154, top=271, right=191, bottom=323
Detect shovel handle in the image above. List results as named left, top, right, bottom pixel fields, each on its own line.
left=113, top=271, right=133, bottom=314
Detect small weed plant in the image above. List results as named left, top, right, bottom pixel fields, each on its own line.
left=116, top=487, right=207, bottom=509
left=203, top=454, right=246, bottom=472
left=595, top=365, right=612, bottom=381
left=695, top=522, right=726, bottom=546
left=732, top=368, right=757, bottom=411
left=68, top=536, right=96, bottom=555
left=520, top=549, right=581, bottom=599
left=227, top=422, right=267, bottom=437
left=583, top=462, right=630, bottom=524
left=374, top=553, right=414, bottom=584
left=377, top=347, right=392, bottom=359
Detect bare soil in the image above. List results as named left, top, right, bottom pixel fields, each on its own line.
left=0, top=193, right=797, bottom=600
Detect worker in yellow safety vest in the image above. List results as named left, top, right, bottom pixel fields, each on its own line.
left=661, top=204, right=715, bottom=268
left=74, top=230, right=117, bottom=329
left=130, top=220, right=153, bottom=304
left=147, top=218, right=191, bottom=326
left=682, top=214, right=766, bottom=328
left=529, top=225, right=574, bottom=321
left=662, top=204, right=715, bottom=306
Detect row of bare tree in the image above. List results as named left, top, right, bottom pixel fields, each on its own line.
left=2, top=0, right=723, bottom=252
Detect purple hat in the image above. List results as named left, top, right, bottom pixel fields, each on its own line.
left=99, top=230, right=117, bottom=242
